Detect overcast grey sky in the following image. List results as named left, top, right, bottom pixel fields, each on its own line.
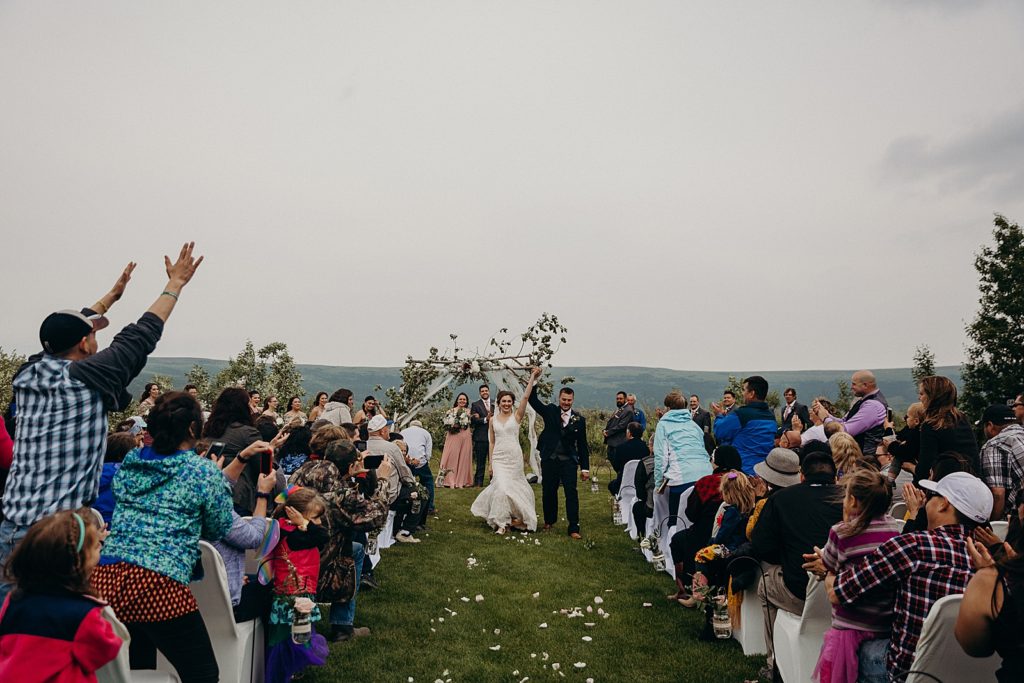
left=2, top=1, right=1023, bottom=371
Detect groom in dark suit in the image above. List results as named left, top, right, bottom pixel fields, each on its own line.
left=526, top=367, right=590, bottom=538
left=470, top=384, right=492, bottom=487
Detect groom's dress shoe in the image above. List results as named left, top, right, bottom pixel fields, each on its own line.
left=569, top=532, right=582, bottom=540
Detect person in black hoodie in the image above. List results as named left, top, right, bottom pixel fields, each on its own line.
left=750, top=451, right=842, bottom=678
left=608, top=422, right=648, bottom=495
left=915, top=375, right=979, bottom=483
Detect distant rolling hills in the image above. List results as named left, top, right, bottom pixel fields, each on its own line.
left=134, top=357, right=960, bottom=413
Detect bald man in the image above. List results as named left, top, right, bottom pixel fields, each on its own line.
left=812, top=370, right=889, bottom=455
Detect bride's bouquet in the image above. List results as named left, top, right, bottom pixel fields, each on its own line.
left=443, top=407, right=471, bottom=434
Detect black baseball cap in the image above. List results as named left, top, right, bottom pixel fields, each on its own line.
left=39, top=310, right=109, bottom=355
left=980, top=404, right=1017, bottom=426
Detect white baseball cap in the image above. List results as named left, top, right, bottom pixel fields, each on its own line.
left=918, top=472, right=993, bottom=524
left=367, top=415, right=389, bottom=433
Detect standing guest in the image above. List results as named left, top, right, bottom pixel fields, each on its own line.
left=138, top=382, right=161, bottom=416
left=470, top=384, right=493, bottom=487
left=779, top=387, right=810, bottom=434
left=247, top=390, right=261, bottom=416
left=321, top=388, right=354, bottom=426
left=817, top=371, right=888, bottom=455
left=808, top=469, right=901, bottom=683
left=653, top=390, right=712, bottom=527
left=627, top=394, right=647, bottom=432
left=979, top=404, right=1024, bottom=520
left=203, top=387, right=262, bottom=514
left=915, top=375, right=980, bottom=482
left=0, top=508, right=120, bottom=683
left=1, top=244, right=202, bottom=593
left=527, top=366, right=591, bottom=539
left=283, top=396, right=308, bottom=426
left=711, top=376, right=777, bottom=475
left=829, top=472, right=993, bottom=681
left=92, top=392, right=236, bottom=683
left=608, top=422, right=648, bottom=495
left=439, top=393, right=474, bottom=489
left=402, top=419, right=436, bottom=519
left=802, top=397, right=836, bottom=446
left=353, top=396, right=386, bottom=425
left=955, top=531, right=1024, bottom=683
left=308, top=392, right=329, bottom=422
left=750, top=452, right=842, bottom=680
left=94, top=432, right=138, bottom=526
left=717, top=389, right=737, bottom=414
left=261, top=396, right=280, bottom=422
left=690, top=395, right=714, bottom=454
left=603, top=391, right=635, bottom=466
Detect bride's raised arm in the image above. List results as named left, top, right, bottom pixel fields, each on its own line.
left=515, top=368, right=540, bottom=423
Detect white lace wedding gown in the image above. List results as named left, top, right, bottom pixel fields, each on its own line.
left=470, top=414, right=538, bottom=531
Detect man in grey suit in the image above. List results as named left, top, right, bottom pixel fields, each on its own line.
left=469, top=384, right=492, bottom=487
left=603, top=391, right=634, bottom=464
left=690, top=394, right=714, bottom=454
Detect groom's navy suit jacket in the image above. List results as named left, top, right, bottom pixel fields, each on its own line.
left=528, top=392, right=590, bottom=471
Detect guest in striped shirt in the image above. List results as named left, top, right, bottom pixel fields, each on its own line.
left=812, top=469, right=902, bottom=683
left=828, top=471, right=994, bottom=681
left=0, top=244, right=203, bottom=598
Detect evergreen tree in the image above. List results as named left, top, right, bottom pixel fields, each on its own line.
left=911, top=344, right=936, bottom=387
left=961, top=215, right=1024, bottom=417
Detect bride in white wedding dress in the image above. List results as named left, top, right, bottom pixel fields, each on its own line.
left=470, top=371, right=539, bottom=533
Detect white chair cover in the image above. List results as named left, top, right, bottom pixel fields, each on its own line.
left=906, top=594, right=1000, bottom=683
left=991, top=520, right=1009, bottom=541
left=732, top=582, right=768, bottom=656
left=772, top=573, right=832, bottom=683
left=369, top=510, right=397, bottom=567
left=97, top=607, right=180, bottom=683
left=154, top=542, right=264, bottom=683
left=889, top=501, right=908, bottom=521
left=620, top=460, right=640, bottom=536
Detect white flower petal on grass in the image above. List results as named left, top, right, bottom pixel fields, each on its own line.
left=513, top=670, right=519, bottom=676
left=593, top=596, right=604, bottom=604
left=531, top=653, right=537, bottom=658
left=582, top=636, right=592, bottom=642
left=461, top=596, right=470, bottom=602
left=584, top=622, right=595, bottom=627
left=532, top=592, right=540, bottom=599
left=551, top=663, right=560, bottom=671
left=489, top=645, right=501, bottom=651
left=587, top=679, right=595, bottom=683
left=443, top=670, right=450, bottom=676
left=586, top=606, right=593, bottom=613
left=539, top=622, right=548, bottom=628
left=574, top=662, right=587, bottom=669
left=597, top=608, right=605, bottom=616
left=475, top=594, right=484, bottom=602
left=542, top=652, right=549, bottom=661
left=438, top=617, right=445, bottom=623
left=642, top=602, right=652, bottom=608
left=430, top=628, right=436, bottom=633
left=519, top=678, right=530, bottom=683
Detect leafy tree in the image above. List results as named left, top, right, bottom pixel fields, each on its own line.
left=0, top=347, right=27, bottom=414
left=832, top=380, right=854, bottom=416
left=724, top=376, right=745, bottom=406
left=185, top=364, right=214, bottom=405
left=150, top=374, right=175, bottom=393
left=765, top=389, right=781, bottom=413
left=911, top=344, right=936, bottom=387
left=210, top=340, right=303, bottom=404
left=961, top=215, right=1024, bottom=418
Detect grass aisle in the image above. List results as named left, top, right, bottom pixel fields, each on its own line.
left=306, top=478, right=763, bottom=683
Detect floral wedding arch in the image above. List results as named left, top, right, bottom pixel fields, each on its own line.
left=385, top=314, right=573, bottom=482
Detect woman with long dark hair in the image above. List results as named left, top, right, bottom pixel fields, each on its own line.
left=915, top=375, right=979, bottom=482
left=438, top=393, right=474, bottom=488
left=203, top=387, right=262, bottom=513
left=308, top=392, right=329, bottom=422
left=138, top=382, right=160, bottom=416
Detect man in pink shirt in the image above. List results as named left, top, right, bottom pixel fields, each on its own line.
left=813, top=370, right=888, bottom=455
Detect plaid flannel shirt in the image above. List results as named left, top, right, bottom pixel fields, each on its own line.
left=980, top=424, right=1024, bottom=512
left=3, top=312, right=162, bottom=528
left=833, top=524, right=973, bottom=680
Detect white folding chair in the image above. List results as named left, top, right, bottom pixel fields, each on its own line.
left=728, top=558, right=768, bottom=656
left=893, top=518, right=906, bottom=532
left=97, top=607, right=180, bottom=683
left=889, top=501, right=908, bottom=521
left=620, top=460, right=640, bottom=533
left=905, top=594, right=1000, bottom=683
left=991, top=520, right=1009, bottom=541
left=157, top=542, right=264, bottom=683
left=772, top=573, right=831, bottom=683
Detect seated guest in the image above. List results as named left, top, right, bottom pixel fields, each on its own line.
left=653, top=391, right=712, bottom=527
left=830, top=471, right=993, bottom=682
left=94, top=432, right=138, bottom=526
left=750, top=451, right=842, bottom=680
left=278, top=425, right=312, bottom=476
left=900, top=451, right=973, bottom=533
left=0, top=508, right=120, bottom=682
left=364, top=416, right=420, bottom=542
left=203, top=387, right=261, bottom=514
left=809, top=469, right=901, bottom=683
left=667, top=445, right=743, bottom=603
left=631, top=439, right=656, bottom=542
left=92, top=392, right=237, bottom=683
left=978, top=404, right=1024, bottom=520
left=955, top=530, right=1024, bottom=682
left=608, top=422, right=649, bottom=495
left=711, top=375, right=777, bottom=475
left=829, top=432, right=864, bottom=482
left=211, top=468, right=275, bottom=623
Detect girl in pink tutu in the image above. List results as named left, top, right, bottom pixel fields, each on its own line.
left=813, top=469, right=901, bottom=683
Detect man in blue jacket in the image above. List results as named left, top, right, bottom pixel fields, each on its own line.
left=711, top=375, right=777, bottom=475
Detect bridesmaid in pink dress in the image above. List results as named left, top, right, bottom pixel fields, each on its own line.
left=439, top=393, right=474, bottom=488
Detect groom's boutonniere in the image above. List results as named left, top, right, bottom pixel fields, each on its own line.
left=566, top=413, right=582, bottom=430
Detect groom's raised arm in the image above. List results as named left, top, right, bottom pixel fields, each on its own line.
left=527, top=390, right=547, bottom=417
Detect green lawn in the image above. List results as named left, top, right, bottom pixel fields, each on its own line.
left=305, top=476, right=763, bottom=683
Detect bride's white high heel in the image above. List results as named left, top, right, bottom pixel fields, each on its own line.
left=496, top=526, right=507, bottom=535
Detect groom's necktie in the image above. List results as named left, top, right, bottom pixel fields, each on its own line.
left=561, top=410, right=570, bottom=427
